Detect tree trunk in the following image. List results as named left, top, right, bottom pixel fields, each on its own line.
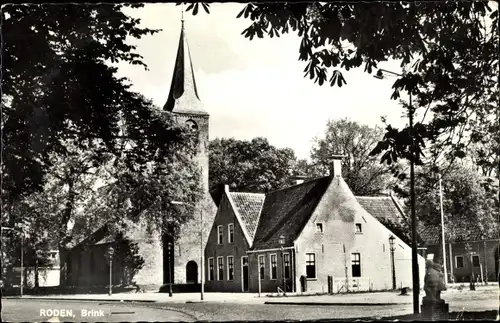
left=34, top=256, right=39, bottom=289
left=59, top=247, right=67, bottom=287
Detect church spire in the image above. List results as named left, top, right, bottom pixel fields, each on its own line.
left=163, top=17, right=207, bottom=115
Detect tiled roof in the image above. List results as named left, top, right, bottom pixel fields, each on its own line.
left=356, top=195, right=413, bottom=245
left=356, top=196, right=405, bottom=223
left=229, top=192, right=265, bottom=240
left=251, top=176, right=332, bottom=250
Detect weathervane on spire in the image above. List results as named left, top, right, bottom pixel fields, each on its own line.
left=181, top=3, right=185, bottom=27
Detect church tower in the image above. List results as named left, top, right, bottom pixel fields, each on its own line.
left=161, top=18, right=216, bottom=286
left=163, top=19, right=209, bottom=194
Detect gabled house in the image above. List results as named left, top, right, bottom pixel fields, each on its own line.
left=204, top=156, right=426, bottom=293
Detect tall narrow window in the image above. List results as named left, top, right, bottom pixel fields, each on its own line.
left=355, top=223, right=362, bottom=233
left=306, top=253, right=316, bottom=279
left=284, top=253, right=290, bottom=279
left=217, top=257, right=224, bottom=280
left=316, top=223, right=323, bottom=233
left=258, top=255, right=265, bottom=279
left=270, top=254, right=277, bottom=280
left=208, top=258, right=214, bottom=281
left=217, top=225, right=223, bottom=245
left=351, top=253, right=361, bottom=277
left=455, top=256, right=464, bottom=268
left=228, top=223, right=234, bottom=243
left=227, top=256, right=234, bottom=280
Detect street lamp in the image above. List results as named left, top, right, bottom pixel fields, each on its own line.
left=389, top=235, right=396, bottom=290
left=106, top=246, right=114, bottom=296
left=279, top=235, right=286, bottom=296
left=170, top=200, right=204, bottom=301
left=374, top=68, right=420, bottom=314
left=2, top=226, right=24, bottom=297
left=167, top=241, right=173, bottom=297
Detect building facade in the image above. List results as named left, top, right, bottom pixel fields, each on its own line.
left=421, top=228, right=499, bottom=283
left=205, top=157, right=426, bottom=293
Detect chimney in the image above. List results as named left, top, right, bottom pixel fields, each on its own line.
left=289, top=175, right=308, bottom=185
left=329, top=155, right=346, bottom=178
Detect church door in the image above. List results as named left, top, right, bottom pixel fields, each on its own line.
left=242, top=256, right=249, bottom=292
left=186, top=261, right=198, bottom=284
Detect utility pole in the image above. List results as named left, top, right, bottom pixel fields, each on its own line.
left=374, top=69, right=420, bottom=313
left=409, top=93, right=420, bottom=314
left=439, top=176, right=448, bottom=285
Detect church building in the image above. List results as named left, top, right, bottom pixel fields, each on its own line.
left=62, top=19, right=216, bottom=290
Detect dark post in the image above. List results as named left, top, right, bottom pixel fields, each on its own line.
left=168, top=241, right=173, bottom=297
left=389, top=235, right=396, bottom=290
left=106, top=246, right=114, bottom=296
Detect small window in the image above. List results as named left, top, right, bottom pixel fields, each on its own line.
left=270, top=254, right=277, bottom=280
left=284, top=253, right=290, bottom=279
left=455, top=256, right=464, bottom=268
left=217, top=257, right=224, bottom=280
left=217, top=225, right=223, bottom=245
left=258, top=255, right=265, bottom=280
left=306, top=253, right=316, bottom=279
left=355, top=223, right=362, bottom=233
left=351, top=253, right=361, bottom=277
left=227, top=256, right=234, bottom=280
left=472, top=255, right=480, bottom=267
left=208, top=258, right=214, bottom=281
left=228, top=223, right=234, bottom=243
left=316, top=223, right=323, bottom=233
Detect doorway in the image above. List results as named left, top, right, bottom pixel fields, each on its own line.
left=241, top=256, right=249, bottom=292
left=186, top=261, right=198, bottom=284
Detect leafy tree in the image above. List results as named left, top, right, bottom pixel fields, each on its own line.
left=209, top=137, right=298, bottom=193
left=113, top=233, right=145, bottom=286
left=307, top=118, right=396, bottom=196
left=2, top=4, right=207, bottom=285
left=182, top=2, right=498, bottom=174
left=411, top=162, right=498, bottom=242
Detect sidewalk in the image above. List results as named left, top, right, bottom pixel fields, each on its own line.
left=7, top=284, right=497, bottom=306
left=7, top=291, right=412, bottom=305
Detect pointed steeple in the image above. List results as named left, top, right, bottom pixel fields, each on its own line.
left=163, top=19, right=207, bottom=115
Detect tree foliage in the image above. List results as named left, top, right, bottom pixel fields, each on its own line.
left=1, top=4, right=190, bottom=207
left=306, top=118, right=397, bottom=196
left=183, top=2, right=499, bottom=172
left=2, top=4, right=206, bottom=286
left=209, top=137, right=298, bottom=193
left=411, top=162, right=499, bottom=242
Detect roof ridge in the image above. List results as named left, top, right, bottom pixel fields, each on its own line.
left=355, top=196, right=391, bottom=199
left=230, top=192, right=265, bottom=197
left=265, top=176, right=330, bottom=195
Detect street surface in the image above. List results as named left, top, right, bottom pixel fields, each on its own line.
left=2, top=285, right=497, bottom=322
left=1, top=299, right=196, bottom=322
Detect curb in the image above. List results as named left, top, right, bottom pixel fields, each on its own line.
left=4, top=296, right=156, bottom=303
left=264, top=301, right=405, bottom=306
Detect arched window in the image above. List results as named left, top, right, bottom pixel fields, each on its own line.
left=186, top=261, right=198, bottom=284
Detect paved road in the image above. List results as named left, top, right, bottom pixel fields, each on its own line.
left=1, top=299, right=196, bottom=322
left=157, top=302, right=416, bottom=321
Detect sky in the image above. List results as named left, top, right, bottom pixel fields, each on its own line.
left=116, top=3, right=409, bottom=160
